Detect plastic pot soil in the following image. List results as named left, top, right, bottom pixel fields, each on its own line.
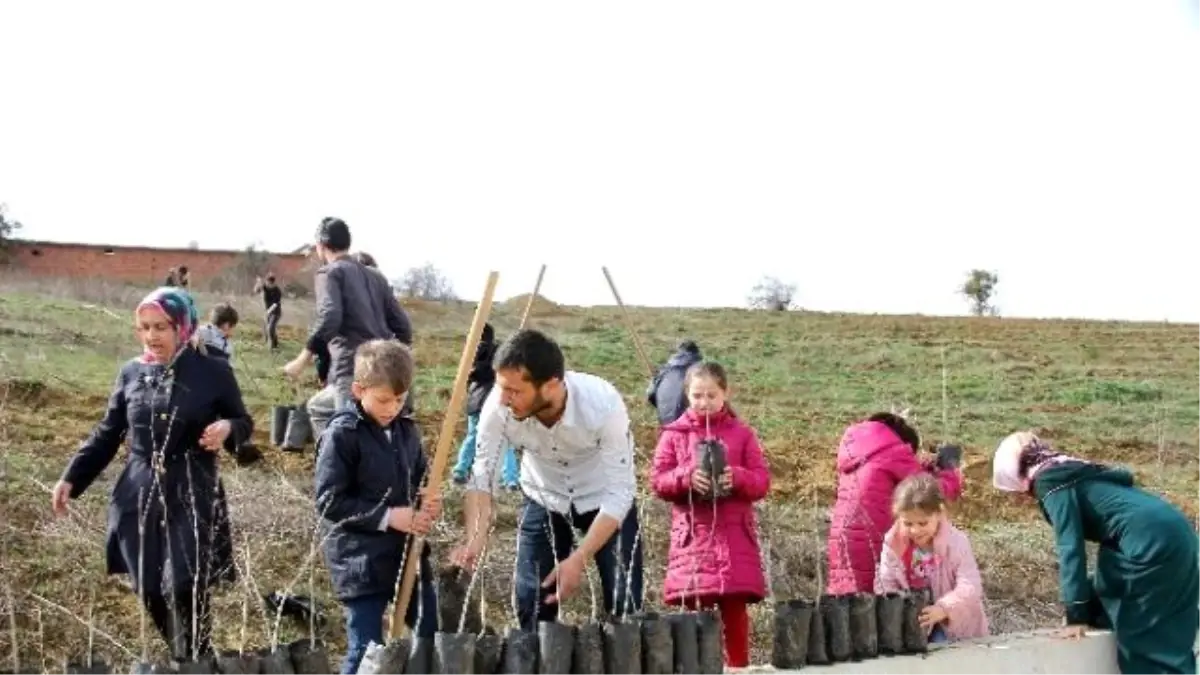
left=357, top=634, right=410, bottom=672
left=603, top=617, right=643, bottom=674
left=502, top=627, right=539, bottom=674
left=876, top=592, right=905, bottom=656
left=695, top=610, right=723, bottom=673
left=435, top=632, right=477, bottom=674
left=770, top=599, right=813, bottom=669
left=65, top=659, right=111, bottom=673
left=639, top=612, right=674, bottom=674
left=902, top=588, right=932, bottom=654
left=475, top=631, right=504, bottom=675
left=666, top=612, right=700, bottom=674
left=282, top=407, right=311, bottom=451
left=257, top=646, right=296, bottom=674
left=849, top=592, right=879, bottom=660
left=270, top=405, right=292, bottom=447
left=438, top=566, right=483, bottom=635
left=695, top=439, right=730, bottom=499
left=288, top=639, right=331, bottom=674
left=536, top=621, right=574, bottom=674
left=821, top=594, right=852, bottom=662
left=410, top=636, right=436, bottom=674
left=571, top=621, right=604, bottom=675
left=215, top=650, right=260, bottom=674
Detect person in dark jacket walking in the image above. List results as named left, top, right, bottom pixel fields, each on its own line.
left=313, top=339, right=440, bottom=674
left=993, top=431, right=1199, bottom=674
left=51, top=287, right=253, bottom=662
left=283, top=217, right=414, bottom=440
left=646, top=340, right=702, bottom=426
left=253, top=274, right=283, bottom=351
left=451, top=323, right=519, bottom=489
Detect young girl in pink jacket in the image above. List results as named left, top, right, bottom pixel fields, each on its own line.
left=650, top=361, right=770, bottom=668
left=876, top=474, right=989, bottom=642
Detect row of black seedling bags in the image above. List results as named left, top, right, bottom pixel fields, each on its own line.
left=115, top=638, right=334, bottom=673
left=772, top=588, right=935, bottom=670
left=270, top=404, right=312, bottom=451
left=359, top=610, right=727, bottom=674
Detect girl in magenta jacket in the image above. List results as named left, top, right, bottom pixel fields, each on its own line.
left=650, top=361, right=770, bottom=668
left=825, top=412, right=963, bottom=596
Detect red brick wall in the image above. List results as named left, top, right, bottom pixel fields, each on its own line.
left=5, top=240, right=312, bottom=287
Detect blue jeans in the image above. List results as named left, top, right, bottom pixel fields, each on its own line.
left=514, top=495, right=644, bottom=632
left=929, top=623, right=948, bottom=644
left=452, top=414, right=519, bottom=486
left=340, top=579, right=438, bottom=674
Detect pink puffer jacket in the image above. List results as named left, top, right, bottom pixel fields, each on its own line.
left=825, top=421, right=963, bottom=596
left=651, top=406, right=770, bottom=604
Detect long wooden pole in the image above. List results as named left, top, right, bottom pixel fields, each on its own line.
left=388, top=270, right=500, bottom=638
left=601, top=266, right=655, bottom=378
left=519, top=264, right=547, bottom=329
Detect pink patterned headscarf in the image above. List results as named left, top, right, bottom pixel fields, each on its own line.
left=992, top=431, right=1083, bottom=493
left=135, top=286, right=198, bottom=363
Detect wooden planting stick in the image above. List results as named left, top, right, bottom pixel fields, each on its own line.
left=601, top=266, right=654, bottom=377
left=519, top=264, right=547, bottom=328
left=388, top=270, right=500, bottom=638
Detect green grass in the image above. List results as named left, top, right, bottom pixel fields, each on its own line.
left=0, top=278, right=1196, bottom=670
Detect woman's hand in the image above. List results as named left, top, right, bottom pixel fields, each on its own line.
left=200, top=420, right=231, bottom=452
left=51, top=480, right=73, bottom=517
left=691, top=469, right=711, bottom=495
left=919, top=604, right=948, bottom=632
left=1054, top=624, right=1088, bottom=640
left=718, top=467, right=734, bottom=493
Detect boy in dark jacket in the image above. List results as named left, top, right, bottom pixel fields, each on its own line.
left=195, top=303, right=239, bottom=362
left=646, top=339, right=703, bottom=426
left=451, top=323, right=519, bottom=489
left=313, top=339, right=440, bottom=674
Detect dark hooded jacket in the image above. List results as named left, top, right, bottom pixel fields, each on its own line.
left=646, top=342, right=703, bottom=426
left=465, top=324, right=497, bottom=417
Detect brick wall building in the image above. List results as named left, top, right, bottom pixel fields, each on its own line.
left=3, top=239, right=313, bottom=289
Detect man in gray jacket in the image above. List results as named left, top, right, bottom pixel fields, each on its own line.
left=284, top=217, right=414, bottom=440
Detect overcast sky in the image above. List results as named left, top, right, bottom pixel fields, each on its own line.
left=2, top=1, right=1196, bottom=321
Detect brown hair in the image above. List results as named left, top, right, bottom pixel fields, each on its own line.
left=684, top=360, right=729, bottom=391
left=354, top=339, right=415, bottom=394
left=210, top=302, right=239, bottom=328
left=892, top=473, right=944, bottom=515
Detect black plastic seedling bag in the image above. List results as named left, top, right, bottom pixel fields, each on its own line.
left=571, top=621, right=605, bottom=674
left=270, top=405, right=292, bottom=447
left=603, top=617, right=643, bottom=674
left=695, top=439, right=730, bottom=499
left=176, top=656, right=217, bottom=675
left=821, top=594, right=852, bottom=662
left=666, top=612, right=700, bottom=674
left=502, top=627, right=538, bottom=674
left=410, top=636, right=436, bottom=674
left=876, top=592, right=906, bottom=656
left=902, top=588, right=933, bottom=654
left=805, top=598, right=829, bottom=665
left=695, top=610, right=723, bottom=673
left=475, top=630, right=504, bottom=675
left=214, top=649, right=260, bottom=674
left=435, top=632, right=477, bottom=674
left=283, top=407, right=312, bottom=451
left=849, top=592, right=879, bottom=660
left=536, top=621, right=574, bottom=674
left=357, top=639, right=410, bottom=675
left=438, top=566, right=483, bottom=636
left=639, top=612, right=674, bottom=674
left=256, top=646, right=295, bottom=674
left=771, top=599, right=813, bottom=669
left=288, top=638, right=331, bottom=674
left=65, top=659, right=111, bottom=674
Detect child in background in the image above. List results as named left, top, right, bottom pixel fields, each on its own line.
left=451, top=323, right=519, bottom=489
left=194, top=303, right=239, bottom=362
left=876, top=474, right=989, bottom=642
left=826, top=412, right=963, bottom=596
left=313, top=340, right=440, bottom=674
left=650, top=361, right=770, bottom=668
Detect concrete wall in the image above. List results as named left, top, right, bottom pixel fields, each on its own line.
left=5, top=240, right=312, bottom=287
left=752, top=630, right=1119, bottom=674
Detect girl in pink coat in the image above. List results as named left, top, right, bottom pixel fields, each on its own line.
left=825, top=412, right=963, bottom=596
left=650, top=361, right=770, bottom=669
left=875, top=474, right=989, bottom=642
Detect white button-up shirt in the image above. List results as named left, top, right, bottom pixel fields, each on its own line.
left=468, top=370, right=636, bottom=521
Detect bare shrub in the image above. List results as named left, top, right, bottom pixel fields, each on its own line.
left=961, top=269, right=1000, bottom=317
left=747, top=276, right=797, bottom=311
left=394, top=263, right=457, bottom=302
left=0, top=203, right=23, bottom=263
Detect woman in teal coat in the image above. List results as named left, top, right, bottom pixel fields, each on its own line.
left=993, top=431, right=1198, bottom=674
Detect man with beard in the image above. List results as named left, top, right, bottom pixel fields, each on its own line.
left=449, top=329, right=644, bottom=631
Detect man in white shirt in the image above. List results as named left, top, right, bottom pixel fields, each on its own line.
left=449, top=330, right=644, bottom=631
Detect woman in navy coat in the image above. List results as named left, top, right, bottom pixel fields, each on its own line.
left=51, top=287, right=254, bottom=662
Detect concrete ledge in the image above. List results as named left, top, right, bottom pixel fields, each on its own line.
left=746, top=629, right=1118, bottom=674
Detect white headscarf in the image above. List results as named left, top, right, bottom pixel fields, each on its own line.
left=992, top=431, right=1084, bottom=493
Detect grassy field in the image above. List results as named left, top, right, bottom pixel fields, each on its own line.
left=0, top=274, right=1196, bottom=671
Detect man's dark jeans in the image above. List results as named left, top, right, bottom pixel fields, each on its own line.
left=515, top=495, right=644, bottom=631
left=264, top=307, right=280, bottom=350
left=339, top=579, right=437, bottom=674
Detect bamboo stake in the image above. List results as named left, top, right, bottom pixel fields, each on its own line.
left=601, top=266, right=654, bottom=377
left=388, top=270, right=500, bottom=638
left=519, top=265, right=547, bottom=329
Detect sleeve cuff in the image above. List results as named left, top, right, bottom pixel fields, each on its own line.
left=379, top=508, right=391, bottom=531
